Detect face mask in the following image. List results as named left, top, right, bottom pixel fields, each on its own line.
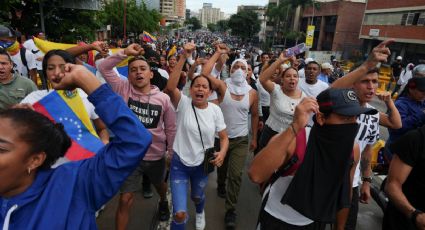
left=230, top=68, right=247, bottom=85
left=0, top=41, right=15, bottom=49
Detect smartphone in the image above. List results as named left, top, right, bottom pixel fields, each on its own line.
left=285, top=43, right=307, bottom=57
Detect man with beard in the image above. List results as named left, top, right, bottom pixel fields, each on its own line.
left=331, top=40, right=402, bottom=230
left=202, top=44, right=259, bottom=229
left=98, top=44, right=176, bottom=228
left=250, top=87, right=377, bottom=229
left=298, top=61, right=329, bottom=98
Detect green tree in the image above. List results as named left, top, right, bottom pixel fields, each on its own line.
left=184, top=17, right=201, bottom=31
left=266, top=0, right=317, bottom=46
left=97, top=0, right=160, bottom=39
left=228, top=10, right=261, bottom=41
left=207, top=23, right=217, bottom=32
left=216, top=20, right=229, bottom=32
left=0, top=0, right=101, bottom=42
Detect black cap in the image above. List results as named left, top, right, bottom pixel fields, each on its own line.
left=317, top=88, right=378, bottom=116
left=407, top=77, right=425, bottom=91
left=0, top=25, right=16, bottom=38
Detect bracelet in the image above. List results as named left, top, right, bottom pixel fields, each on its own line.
left=411, top=209, right=423, bottom=225
left=290, top=123, right=297, bottom=136
left=362, top=176, right=372, bottom=183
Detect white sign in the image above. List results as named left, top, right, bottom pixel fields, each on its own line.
left=369, top=29, right=380, bottom=37
left=107, top=25, right=111, bottom=31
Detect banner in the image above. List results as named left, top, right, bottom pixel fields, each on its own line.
left=306, top=25, right=315, bottom=48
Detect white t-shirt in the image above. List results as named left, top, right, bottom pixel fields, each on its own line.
left=256, top=81, right=271, bottom=107
left=158, top=68, right=170, bottom=80
left=298, top=78, right=329, bottom=98
left=353, top=103, right=380, bottom=187
left=266, top=83, right=306, bottom=133
left=173, top=94, right=226, bottom=166
left=11, top=49, right=37, bottom=78
left=20, top=89, right=99, bottom=120
left=23, top=39, right=44, bottom=71
left=298, top=68, right=305, bottom=79
left=264, top=176, right=314, bottom=226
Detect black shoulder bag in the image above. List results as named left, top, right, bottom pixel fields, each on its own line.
left=192, top=104, right=216, bottom=174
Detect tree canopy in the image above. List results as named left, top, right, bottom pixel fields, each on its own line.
left=184, top=17, right=202, bottom=31
left=228, top=10, right=261, bottom=41
left=0, top=0, right=161, bottom=43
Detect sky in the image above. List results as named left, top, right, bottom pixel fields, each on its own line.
left=186, top=0, right=269, bottom=15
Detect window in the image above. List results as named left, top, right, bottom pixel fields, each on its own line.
left=406, top=13, right=415, bottom=25
left=418, top=13, right=425, bottom=26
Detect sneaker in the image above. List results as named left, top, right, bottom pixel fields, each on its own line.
left=224, top=210, right=236, bottom=229
left=217, top=185, right=226, bottom=198
left=195, top=211, right=206, bottom=230
left=158, top=200, right=170, bottom=221
left=143, top=185, right=153, bottom=199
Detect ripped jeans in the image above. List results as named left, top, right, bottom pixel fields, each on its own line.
left=170, top=153, right=208, bottom=230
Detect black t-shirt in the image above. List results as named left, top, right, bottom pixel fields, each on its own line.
left=383, top=126, right=425, bottom=230
left=391, top=62, right=403, bottom=78
left=391, top=126, right=425, bottom=211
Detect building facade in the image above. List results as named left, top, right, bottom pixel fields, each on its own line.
left=175, top=0, right=186, bottom=19
left=136, top=0, right=160, bottom=10
left=301, top=0, right=366, bottom=54
left=359, top=0, right=425, bottom=63
left=199, top=3, right=224, bottom=27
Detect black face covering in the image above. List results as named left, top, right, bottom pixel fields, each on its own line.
left=281, top=122, right=359, bottom=223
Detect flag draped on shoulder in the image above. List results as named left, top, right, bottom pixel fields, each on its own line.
left=33, top=90, right=104, bottom=161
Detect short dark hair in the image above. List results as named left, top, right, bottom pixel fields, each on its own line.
left=0, top=109, right=71, bottom=169
left=0, top=48, right=12, bottom=62
left=307, top=61, right=321, bottom=70
left=42, top=49, right=76, bottom=81
left=261, top=53, right=270, bottom=58
left=128, top=56, right=151, bottom=70
left=190, top=75, right=212, bottom=91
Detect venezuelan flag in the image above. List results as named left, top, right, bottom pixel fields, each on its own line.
left=142, top=31, right=157, bottom=43
left=33, top=90, right=104, bottom=161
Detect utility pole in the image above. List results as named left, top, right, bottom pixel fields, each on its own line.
left=39, top=0, right=45, bottom=33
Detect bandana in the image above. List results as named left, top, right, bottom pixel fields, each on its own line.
left=281, top=122, right=359, bottom=223
left=5, top=41, right=20, bottom=56
left=226, top=59, right=251, bottom=95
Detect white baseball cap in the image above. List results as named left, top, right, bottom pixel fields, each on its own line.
left=305, top=58, right=314, bottom=64
left=321, top=62, right=333, bottom=70
left=396, top=56, right=402, bottom=60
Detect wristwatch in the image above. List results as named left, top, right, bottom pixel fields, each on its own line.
left=362, top=176, right=372, bottom=183
left=411, top=209, right=423, bottom=225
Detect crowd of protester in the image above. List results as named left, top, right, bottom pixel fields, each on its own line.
left=1, top=24, right=425, bottom=230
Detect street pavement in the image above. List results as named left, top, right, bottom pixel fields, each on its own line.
left=96, top=97, right=388, bottom=230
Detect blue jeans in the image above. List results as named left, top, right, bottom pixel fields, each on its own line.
left=170, top=153, right=208, bottom=230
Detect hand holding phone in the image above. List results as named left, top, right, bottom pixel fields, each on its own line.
left=285, top=43, right=307, bottom=57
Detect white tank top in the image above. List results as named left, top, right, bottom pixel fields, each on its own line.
left=219, top=89, right=250, bottom=138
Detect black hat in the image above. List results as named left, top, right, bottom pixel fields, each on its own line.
left=0, top=25, right=16, bottom=38
left=317, top=88, right=378, bottom=116
left=407, top=77, right=425, bottom=91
